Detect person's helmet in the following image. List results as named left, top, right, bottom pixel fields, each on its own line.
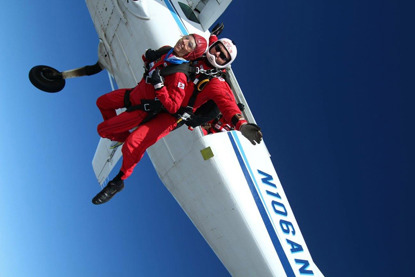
left=206, top=38, right=237, bottom=69
left=183, top=34, right=208, bottom=60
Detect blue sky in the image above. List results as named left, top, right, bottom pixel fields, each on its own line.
left=1, top=1, right=414, bottom=276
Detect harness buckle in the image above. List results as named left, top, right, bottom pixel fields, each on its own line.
left=143, top=103, right=151, bottom=112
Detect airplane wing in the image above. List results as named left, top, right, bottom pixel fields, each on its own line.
left=183, top=0, right=233, bottom=31
left=92, top=138, right=123, bottom=185
left=147, top=124, right=325, bottom=277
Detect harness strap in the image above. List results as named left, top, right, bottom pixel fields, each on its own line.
left=190, top=74, right=211, bottom=106
left=160, top=63, right=197, bottom=79
left=124, top=89, right=133, bottom=108
left=174, top=74, right=212, bottom=123
left=126, top=103, right=153, bottom=112
left=124, top=89, right=161, bottom=114
left=125, top=97, right=164, bottom=125
left=127, top=63, right=198, bottom=114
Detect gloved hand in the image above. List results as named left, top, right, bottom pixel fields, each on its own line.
left=211, top=23, right=224, bottom=36
left=147, top=68, right=164, bottom=90
left=177, top=106, right=195, bottom=122
left=142, top=49, right=154, bottom=72
left=240, top=123, right=263, bottom=145
left=144, top=49, right=158, bottom=61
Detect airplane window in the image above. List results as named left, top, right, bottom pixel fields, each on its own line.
left=179, top=2, right=200, bottom=24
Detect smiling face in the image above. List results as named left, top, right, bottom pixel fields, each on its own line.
left=173, top=35, right=197, bottom=57
left=209, top=42, right=231, bottom=65
left=205, top=38, right=237, bottom=69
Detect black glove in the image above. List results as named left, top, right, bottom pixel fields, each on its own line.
left=147, top=68, right=164, bottom=90
left=144, top=49, right=158, bottom=62
left=211, top=23, right=224, bottom=36
left=240, top=123, right=263, bottom=145
left=177, top=106, right=195, bottom=122
left=145, top=46, right=172, bottom=62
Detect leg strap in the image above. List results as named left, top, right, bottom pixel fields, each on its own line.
left=124, top=89, right=132, bottom=108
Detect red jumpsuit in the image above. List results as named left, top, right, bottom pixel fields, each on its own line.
left=96, top=52, right=188, bottom=179
left=184, top=59, right=247, bottom=130
left=98, top=50, right=247, bottom=181
left=186, top=34, right=247, bottom=130
left=122, top=58, right=247, bottom=180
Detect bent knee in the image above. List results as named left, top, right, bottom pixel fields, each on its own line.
left=97, top=122, right=108, bottom=138
left=96, top=95, right=105, bottom=108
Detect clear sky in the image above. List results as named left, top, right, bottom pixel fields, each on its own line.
left=1, top=1, right=413, bottom=276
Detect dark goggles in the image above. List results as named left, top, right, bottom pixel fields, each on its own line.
left=214, top=43, right=230, bottom=63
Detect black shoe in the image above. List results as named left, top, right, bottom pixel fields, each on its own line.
left=92, top=180, right=124, bottom=205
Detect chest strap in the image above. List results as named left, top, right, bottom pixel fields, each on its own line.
left=174, top=74, right=212, bottom=123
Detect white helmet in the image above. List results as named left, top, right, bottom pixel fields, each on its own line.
left=206, top=38, right=237, bottom=69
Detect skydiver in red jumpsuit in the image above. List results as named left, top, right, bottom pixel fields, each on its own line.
left=96, top=34, right=207, bottom=143
left=181, top=36, right=261, bottom=137
left=92, top=33, right=262, bottom=205
left=92, top=34, right=207, bottom=204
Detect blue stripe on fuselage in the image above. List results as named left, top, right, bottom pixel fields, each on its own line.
left=164, top=0, right=188, bottom=35
left=228, top=131, right=296, bottom=277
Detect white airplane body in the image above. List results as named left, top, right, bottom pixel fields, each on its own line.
left=31, top=0, right=324, bottom=276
